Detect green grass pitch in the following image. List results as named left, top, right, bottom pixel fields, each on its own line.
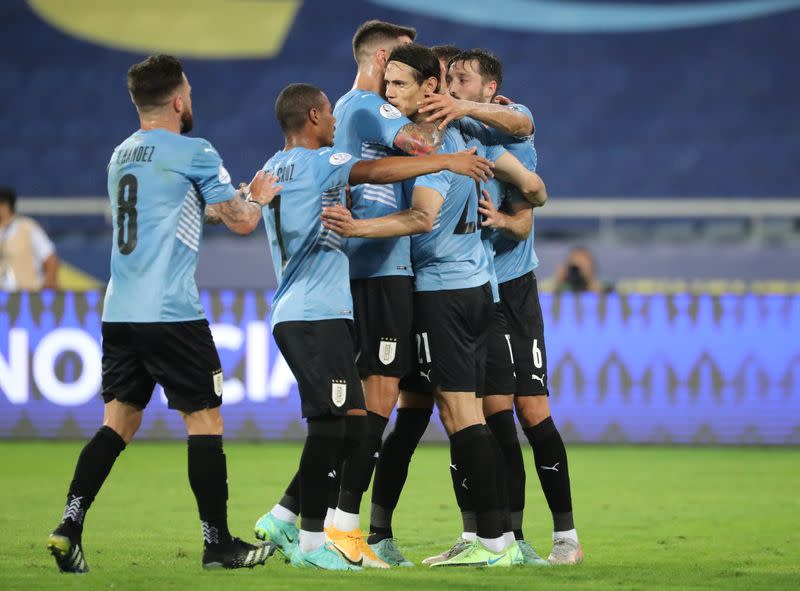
left=1, top=441, right=798, bottom=590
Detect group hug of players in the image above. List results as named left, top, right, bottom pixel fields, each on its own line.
left=46, top=20, right=582, bottom=573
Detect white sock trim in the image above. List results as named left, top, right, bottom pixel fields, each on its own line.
left=478, top=535, right=506, bottom=553
left=461, top=532, right=477, bottom=542
left=554, top=528, right=578, bottom=544
left=299, top=530, right=326, bottom=553
left=323, top=508, right=335, bottom=528
left=333, top=509, right=360, bottom=532
left=271, top=504, right=298, bottom=524
left=502, top=531, right=516, bottom=549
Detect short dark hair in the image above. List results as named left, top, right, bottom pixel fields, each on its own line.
left=127, top=54, right=185, bottom=109
left=386, top=43, right=440, bottom=87
left=430, top=44, right=462, bottom=65
left=452, top=48, right=503, bottom=93
left=0, top=186, right=16, bottom=212
left=275, top=83, right=326, bottom=133
left=352, top=20, right=417, bottom=63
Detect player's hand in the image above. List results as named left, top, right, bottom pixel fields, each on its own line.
left=493, top=95, right=514, bottom=106
left=478, top=189, right=506, bottom=229
left=447, top=146, right=494, bottom=182
left=321, top=204, right=360, bottom=237
left=418, top=93, right=471, bottom=130
left=247, top=171, right=282, bottom=207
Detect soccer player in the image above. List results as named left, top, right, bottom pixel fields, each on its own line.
left=323, top=44, right=545, bottom=567
left=448, top=49, right=583, bottom=565
left=46, top=55, right=281, bottom=573
left=255, top=82, right=493, bottom=570
left=257, top=20, right=450, bottom=569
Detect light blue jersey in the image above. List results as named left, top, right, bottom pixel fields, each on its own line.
left=457, top=105, right=540, bottom=283
left=261, top=147, right=359, bottom=329
left=333, top=89, right=413, bottom=279
left=411, top=126, right=501, bottom=292
left=103, top=129, right=236, bottom=322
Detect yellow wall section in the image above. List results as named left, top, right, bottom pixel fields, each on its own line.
left=28, top=0, right=301, bottom=59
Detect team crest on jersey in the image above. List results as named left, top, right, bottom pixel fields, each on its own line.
left=329, top=152, right=353, bottom=166
left=379, top=103, right=402, bottom=120
left=212, top=369, right=223, bottom=397
left=378, top=338, right=397, bottom=365
left=331, top=379, right=347, bottom=408
left=218, top=164, right=231, bottom=184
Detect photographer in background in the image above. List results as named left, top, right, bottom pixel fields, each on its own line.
left=0, top=186, right=59, bottom=291
left=554, top=246, right=611, bottom=294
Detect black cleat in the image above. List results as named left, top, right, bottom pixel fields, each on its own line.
left=202, top=537, right=275, bottom=570
left=47, top=532, right=89, bottom=574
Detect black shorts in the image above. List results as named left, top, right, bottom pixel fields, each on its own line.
left=497, top=272, right=549, bottom=396
left=484, top=305, right=517, bottom=396
left=273, top=319, right=365, bottom=418
left=101, top=320, right=223, bottom=413
left=351, top=276, right=413, bottom=379
left=399, top=283, right=494, bottom=395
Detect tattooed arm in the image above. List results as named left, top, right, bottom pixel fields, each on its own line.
left=392, top=121, right=445, bottom=156
left=205, top=171, right=283, bottom=235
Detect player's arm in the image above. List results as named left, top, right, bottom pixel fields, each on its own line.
left=493, top=152, right=547, bottom=207
left=479, top=191, right=533, bottom=240
left=349, top=147, right=493, bottom=185
left=393, top=121, right=445, bottom=155
left=321, top=186, right=443, bottom=238
left=205, top=171, right=282, bottom=235
left=418, top=94, right=533, bottom=137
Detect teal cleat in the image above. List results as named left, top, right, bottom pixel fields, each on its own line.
left=517, top=539, right=549, bottom=566
left=290, top=542, right=363, bottom=570
left=430, top=539, right=515, bottom=568
left=254, top=512, right=298, bottom=561
left=369, top=538, right=414, bottom=567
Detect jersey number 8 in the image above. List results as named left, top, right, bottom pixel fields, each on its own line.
left=116, top=174, right=138, bottom=255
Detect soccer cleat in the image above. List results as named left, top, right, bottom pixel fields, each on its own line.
left=370, top=537, right=414, bottom=567
left=547, top=538, right=584, bottom=565
left=430, top=539, right=515, bottom=568
left=254, top=512, right=299, bottom=560
left=421, top=538, right=471, bottom=566
left=47, top=532, right=88, bottom=574
left=290, top=541, right=363, bottom=570
left=325, top=527, right=390, bottom=568
left=202, top=537, right=275, bottom=569
left=517, top=539, right=550, bottom=566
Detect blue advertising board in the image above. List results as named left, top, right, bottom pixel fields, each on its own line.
left=1, top=291, right=798, bottom=444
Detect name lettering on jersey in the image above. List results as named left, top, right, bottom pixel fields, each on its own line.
left=116, top=145, right=156, bottom=165
left=273, top=164, right=295, bottom=184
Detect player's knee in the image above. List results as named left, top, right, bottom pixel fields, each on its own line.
left=364, top=376, right=400, bottom=417
left=515, top=396, right=551, bottom=427
left=183, top=407, right=223, bottom=435
left=103, top=401, right=143, bottom=443
left=483, top=394, right=514, bottom=418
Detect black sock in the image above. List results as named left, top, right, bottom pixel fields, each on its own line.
left=449, top=425, right=502, bottom=540
left=449, top=445, right=475, bottom=534
left=486, top=410, right=526, bottom=538
left=57, top=426, right=126, bottom=539
left=486, top=425, right=512, bottom=534
left=279, top=471, right=300, bottom=515
left=336, top=414, right=366, bottom=514
left=368, top=408, right=431, bottom=543
left=302, top=417, right=345, bottom=533
left=524, top=416, right=574, bottom=532
left=188, top=435, right=232, bottom=547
